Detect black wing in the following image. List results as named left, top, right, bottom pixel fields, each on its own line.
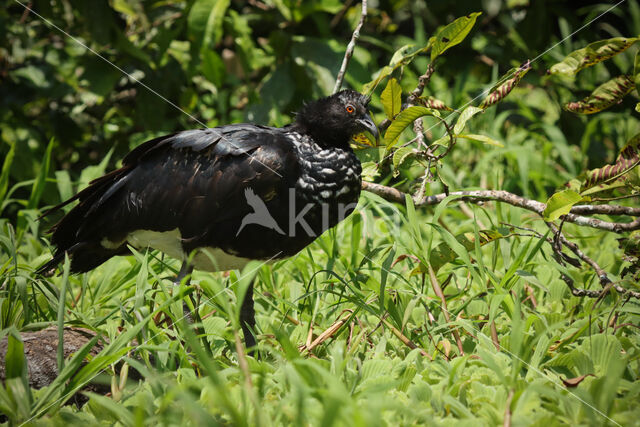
left=38, top=124, right=299, bottom=273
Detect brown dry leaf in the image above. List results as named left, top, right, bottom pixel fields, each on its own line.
left=562, top=373, right=595, bottom=387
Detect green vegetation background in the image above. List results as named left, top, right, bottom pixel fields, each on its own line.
left=1, top=0, right=640, bottom=425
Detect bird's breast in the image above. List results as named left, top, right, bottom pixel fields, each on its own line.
left=288, top=134, right=362, bottom=233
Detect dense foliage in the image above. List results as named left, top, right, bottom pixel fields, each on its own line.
left=1, top=0, right=640, bottom=425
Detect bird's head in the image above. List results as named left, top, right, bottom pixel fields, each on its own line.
left=295, top=89, right=379, bottom=149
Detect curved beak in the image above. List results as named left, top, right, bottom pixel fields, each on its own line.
left=357, top=113, right=379, bottom=141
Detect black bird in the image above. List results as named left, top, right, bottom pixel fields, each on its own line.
left=38, top=89, right=378, bottom=351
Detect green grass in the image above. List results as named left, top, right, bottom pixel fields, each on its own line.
left=1, top=175, right=639, bottom=425
left=2, top=2, right=640, bottom=424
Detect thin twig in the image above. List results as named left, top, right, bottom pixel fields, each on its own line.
left=428, top=264, right=464, bottom=356
left=503, top=389, right=514, bottom=427
left=407, top=64, right=435, bottom=105
left=361, top=183, right=640, bottom=233
left=546, top=222, right=640, bottom=298
left=333, top=0, right=368, bottom=93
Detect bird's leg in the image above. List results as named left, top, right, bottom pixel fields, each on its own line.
left=174, top=261, right=211, bottom=355
left=174, top=261, right=195, bottom=322
left=240, top=279, right=257, bottom=355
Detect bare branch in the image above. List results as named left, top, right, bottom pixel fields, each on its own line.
left=361, top=183, right=640, bottom=233
left=407, top=64, right=435, bottom=105
left=546, top=222, right=640, bottom=298
left=333, top=0, right=368, bottom=94
left=569, top=204, right=640, bottom=216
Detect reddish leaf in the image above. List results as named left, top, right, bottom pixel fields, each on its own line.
left=480, top=60, right=531, bottom=109
left=583, top=133, right=640, bottom=190
left=562, top=374, right=594, bottom=388
left=564, top=75, right=634, bottom=115
left=416, top=96, right=453, bottom=111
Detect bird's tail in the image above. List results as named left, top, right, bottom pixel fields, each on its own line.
left=37, top=166, right=133, bottom=275
left=36, top=242, right=129, bottom=276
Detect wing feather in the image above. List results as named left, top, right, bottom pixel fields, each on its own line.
left=40, top=125, right=298, bottom=272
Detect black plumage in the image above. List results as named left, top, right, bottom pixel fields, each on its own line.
left=38, top=89, right=378, bottom=349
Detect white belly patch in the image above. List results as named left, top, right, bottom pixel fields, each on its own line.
left=103, top=228, right=251, bottom=272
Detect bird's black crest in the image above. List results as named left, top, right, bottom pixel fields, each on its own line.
left=295, top=89, right=375, bottom=148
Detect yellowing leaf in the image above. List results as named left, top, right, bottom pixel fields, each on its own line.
left=457, top=133, right=503, bottom=147
left=351, top=132, right=378, bottom=148
left=550, top=37, right=639, bottom=75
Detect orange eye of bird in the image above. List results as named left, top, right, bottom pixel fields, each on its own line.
left=346, top=105, right=355, bottom=114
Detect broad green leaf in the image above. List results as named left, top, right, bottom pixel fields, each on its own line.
left=550, top=37, right=639, bottom=75
left=0, top=141, right=15, bottom=204
left=480, top=60, right=531, bottom=109
left=381, top=78, right=402, bottom=119
left=360, top=161, right=379, bottom=181
left=564, top=75, right=634, bottom=114
left=389, top=44, right=418, bottom=66
left=582, top=133, right=640, bottom=191
left=384, top=106, right=438, bottom=147
left=392, top=146, right=416, bottom=175
left=188, top=0, right=230, bottom=49
left=13, top=65, right=49, bottom=89
left=543, top=189, right=584, bottom=221
left=453, top=106, right=483, bottom=134
left=430, top=12, right=481, bottom=61
left=457, top=133, right=503, bottom=147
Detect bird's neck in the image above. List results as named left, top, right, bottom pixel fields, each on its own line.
left=291, top=117, right=352, bottom=150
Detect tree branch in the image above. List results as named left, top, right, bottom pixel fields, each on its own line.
left=361, top=182, right=640, bottom=233
left=333, top=0, right=368, bottom=94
